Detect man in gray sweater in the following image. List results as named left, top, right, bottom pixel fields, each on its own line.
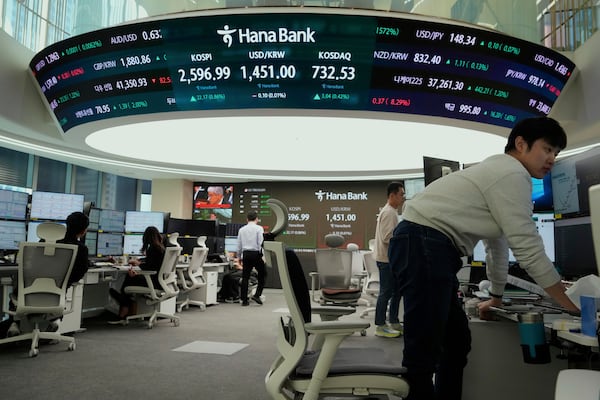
left=389, top=116, right=579, bottom=400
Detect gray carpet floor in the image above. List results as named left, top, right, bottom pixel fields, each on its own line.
left=0, top=288, right=566, bottom=400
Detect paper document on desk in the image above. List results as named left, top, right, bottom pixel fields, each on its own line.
left=506, top=275, right=546, bottom=297
left=566, top=274, right=600, bottom=310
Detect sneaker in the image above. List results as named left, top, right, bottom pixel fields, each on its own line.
left=390, top=323, right=404, bottom=335
left=375, top=325, right=401, bottom=338
left=7, top=322, right=20, bottom=337
left=241, top=301, right=250, bottom=306
left=107, top=319, right=126, bottom=325
left=251, top=295, right=263, bottom=305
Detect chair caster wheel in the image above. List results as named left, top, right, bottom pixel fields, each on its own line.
left=68, top=343, right=76, bottom=351
left=147, top=323, right=154, bottom=329
left=29, top=348, right=39, bottom=357
left=173, top=319, right=180, bottom=327
left=360, top=329, right=367, bottom=336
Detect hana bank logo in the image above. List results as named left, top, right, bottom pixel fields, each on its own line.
left=217, top=25, right=237, bottom=48
left=315, top=190, right=327, bottom=202
left=216, top=24, right=316, bottom=48
left=314, top=190, right=368, bottom=202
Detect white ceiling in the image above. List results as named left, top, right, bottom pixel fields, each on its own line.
left=81, top=113, right=508, bottom=181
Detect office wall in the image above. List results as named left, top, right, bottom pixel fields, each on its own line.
left=151, top=179, right=193, bottom=219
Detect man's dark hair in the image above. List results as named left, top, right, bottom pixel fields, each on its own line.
left=387, top=181, right=405, bottom=197
left=247, top=210, right=258, bottom=221
left=504, top=117, right=567, bottom=153
left=65, top=211, right=89, bottom=239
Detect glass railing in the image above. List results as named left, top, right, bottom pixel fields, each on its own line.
left=1, top=0, right=598, bottom=54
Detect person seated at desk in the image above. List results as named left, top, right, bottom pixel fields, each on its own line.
left=2, top=211, right=93, bottom=338
left=217, top=257, right=258, bottom=303
left=109, top=226, right=165, bottom=321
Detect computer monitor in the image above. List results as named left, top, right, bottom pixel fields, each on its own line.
left=98, top=209, right=125, bottom=232
left=472, top=212, right=555, bottom=263
left=167, top=217, right=218, bottom=237
left=125, top=211, right=165, bottom=233
left=551, top=146, right=600, bottom=219
left=554, top=217, right=597, bottom=280
left=423, top=156, right=460, bottom=186
left=88, top=207, right=100, bottom=231
left=177, top=236, right=198, bottom=256
left=225, top=237, right=238, bottom=254
left=96, top=232, right=123, bottom=256
left=0, top=220, right=27, bottom=250
left=30, top=191, right=84, bottom=221
left=85, top=231, right=98, bottom=255
left=532, top=174, right=554, bottom=212
left=0, top=188, right=29, bottom=220
left=588, top=184, right=600, bottom=276
left=404, top=178, right=425, bottom=200
left=123, top=233, right=144, bottom=255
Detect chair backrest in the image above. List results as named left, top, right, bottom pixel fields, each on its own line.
left=266, top=198, right=289, bottom=237
left=36, top=222, right=66, bottom=243
left=590, top=184, right=600, bottom=276
left=16, top=241, right=78, bottom=316
left=362, top=251, right=380, bottom=294
left=168, top=232, right=180, bottom=247
left=158, top=247, right=182, bottom=296
left=264, top=241, right=310, bottom=339
left=188, top=246, right=208, bottom=274
left=314, top=248, right=354, bottom=289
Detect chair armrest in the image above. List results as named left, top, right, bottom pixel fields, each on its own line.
left=305, top=320, right=370, bottom=335
left=136, top=270, right=156, bottom=275
left=312, top=305, right=355, bottom=321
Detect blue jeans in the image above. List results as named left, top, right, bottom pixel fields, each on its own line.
left=374, top=261, right=401, bottom=326
left=389, top=220, right=471, bottom=400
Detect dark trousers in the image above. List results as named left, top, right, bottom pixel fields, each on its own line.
left=389, top=220, right=471, bottom=400
left=241, top=250, right=266, bottom=301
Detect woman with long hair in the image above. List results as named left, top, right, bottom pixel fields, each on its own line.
left=110, top=226, right=165, bottom=321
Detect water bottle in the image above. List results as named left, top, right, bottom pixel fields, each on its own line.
left=517, top=312, right=551, bottom=364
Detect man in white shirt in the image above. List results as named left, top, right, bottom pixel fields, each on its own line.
left=237, top=211, right=266, bottom=306
left=389, top=116, right=579, bottom=400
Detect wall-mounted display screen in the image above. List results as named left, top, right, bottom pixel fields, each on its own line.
left=125, top=211, right=165, bottom=233
left=472, top=212, right=555, bottom=263
left=98, top=209, right=125, bottom=232
left=29, top=11, right=575, bottom=133
left=0, top=220, right=27, bottom=250
left=30, top=191, right=84, bottom=221
left=194, top=180, right=395, bottom=249
left=193, top=184, right=233, bottom=224
left=97, top=232, right=123, bottom=256
left=0, top=189, right=29, bottom=220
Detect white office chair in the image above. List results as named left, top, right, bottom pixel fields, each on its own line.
left=359, top=250, right=380, bottom=317
left=555, top=369, right=600, bottom=400
left=263, top=240, right=409, bottom=400
left=176, top=246, right=208, bottom=312
left=123, top=246, right=182, bottom=328
left=0, top=226, right=78, bottom=357
left=310, top=234, right=363, bottom=307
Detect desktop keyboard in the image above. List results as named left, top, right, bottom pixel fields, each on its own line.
left=93, top=261, right=114, bottom=267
